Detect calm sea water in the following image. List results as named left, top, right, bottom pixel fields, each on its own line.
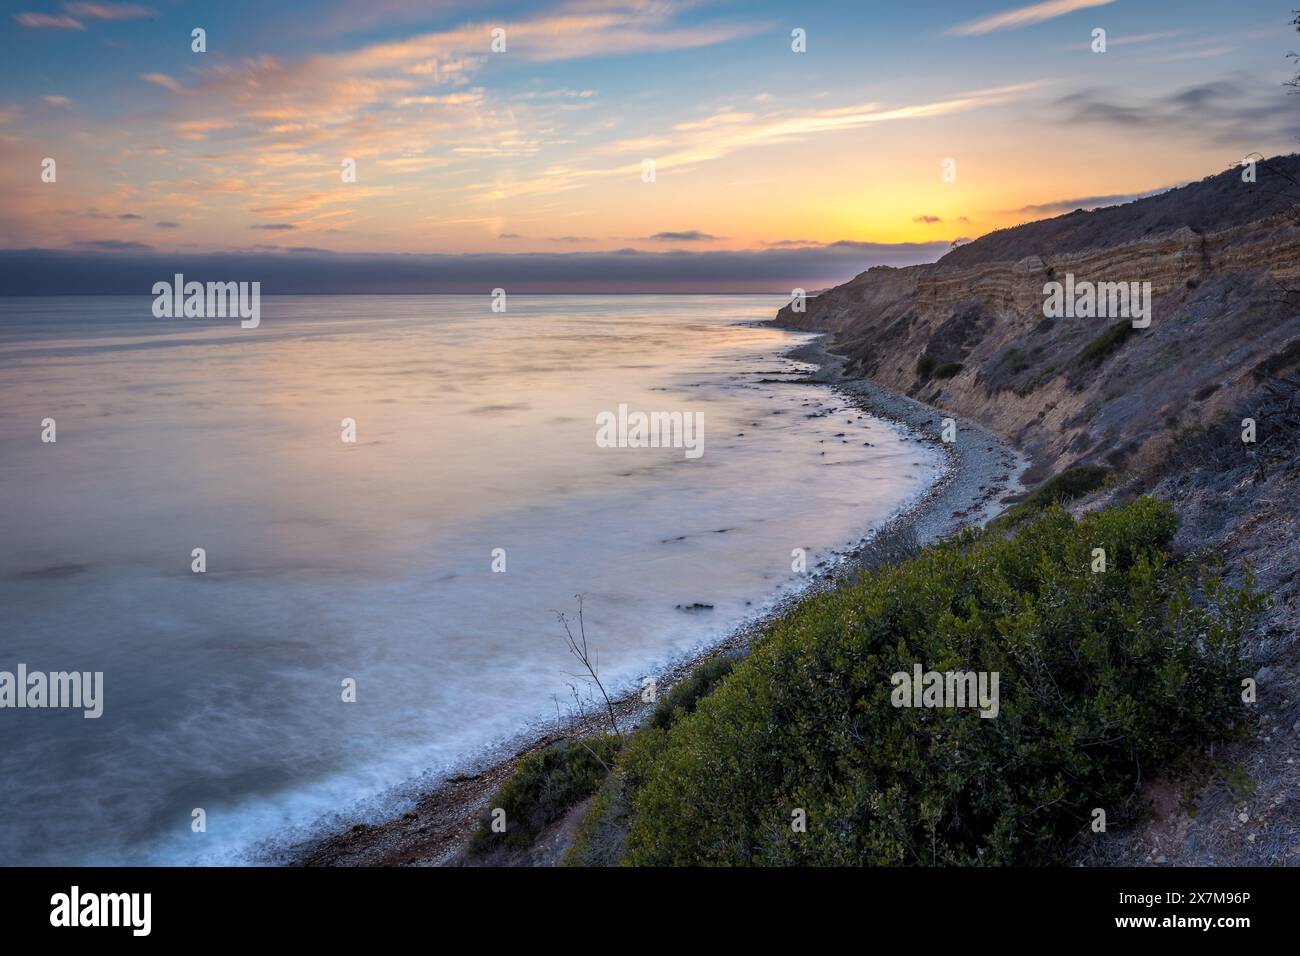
left=0, top=294, right=942, bottom=865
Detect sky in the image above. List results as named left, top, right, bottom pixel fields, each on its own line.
left=1, top=0, right=1297, bottom=291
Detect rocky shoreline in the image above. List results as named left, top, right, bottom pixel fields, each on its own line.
left=286, top=331, right=1028, bottom=867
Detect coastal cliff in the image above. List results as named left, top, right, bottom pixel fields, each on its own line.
left=772, top=154, right=1300, bottom=866
left=775, top=156, right=1300, bottom=484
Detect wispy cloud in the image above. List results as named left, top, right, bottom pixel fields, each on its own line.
left=65, top=3, right=152, bottom=19
left=15, top=3, right=149, bottom=30
left=1106, top=29, right=1186, bottom=45
left=1148, top=46, right=1235, bottom=64
left=1016, top=188, right=1174, bottom=214
left=71, top=239, right=152, bottom=251
left=458, top=81, right=1041, bottom=206
left=646, top=230, right=719, bottom=242
left=14, top=13, right=85, bottom=30
left=626, top=82, right=1041, bottom=170
left=140, top=73, right=183, bottom=92
left=1061, top=29, right=1187, bottom=50
left=948, top=0, right=1116, bottom=37
left=1052, top=80, right=1299, bottom=145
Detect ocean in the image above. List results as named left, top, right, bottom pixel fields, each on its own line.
left=0, top=294, right=942, bottom=864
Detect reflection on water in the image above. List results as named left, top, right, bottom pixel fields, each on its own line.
left=0, top=294, right=942, bottom=864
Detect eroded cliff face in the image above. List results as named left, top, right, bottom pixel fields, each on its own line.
left=773, top=159, right=1300, bottom=866
left=775, top=158, right=1300, bottom=483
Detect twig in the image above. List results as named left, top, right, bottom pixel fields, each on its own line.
left=557, top=595, right=621, bottom=737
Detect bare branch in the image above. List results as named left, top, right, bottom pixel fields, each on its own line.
left=556, top=595, right=621, bottom=736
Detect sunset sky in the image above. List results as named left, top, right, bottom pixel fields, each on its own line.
left=1, top=0, right=1297, bottom=290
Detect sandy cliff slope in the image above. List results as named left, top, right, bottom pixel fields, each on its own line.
left=774, top=155, right=1300, bottom=865
left=775, top=156, right=1300, bottom=485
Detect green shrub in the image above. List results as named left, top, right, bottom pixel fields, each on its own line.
left=563, top=772, right=631, bottom=867
left=1025, top=464, right=1109, bottom=504
left=1001, top=348, right=1030, bottom=375
left=649, top=654, right=737, bottom=730
left=987, top=347, right=1040, bottom=395
left=916, top=354, right=937, bottom=380
left=620, top=499, right=1264, bottom=866
left=567, top=647, right=739, bottom=865
left=468, top=734, right=623, bottom=856
left=933, top=362, right=964, bottom=379
left=1074, top=321, right=1137, bottom=370
left=990, top=465, right=1109, bottom=531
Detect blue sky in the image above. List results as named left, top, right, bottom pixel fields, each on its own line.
left=1, top=1, right=1296, bottom=289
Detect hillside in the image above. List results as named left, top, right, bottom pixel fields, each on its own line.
left=776, top=156, right=1300, bottom=486
left=772, top=154, right=1300, bottom=865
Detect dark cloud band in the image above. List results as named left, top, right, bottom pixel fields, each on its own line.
left=0, top=242, right=951, bottom=294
